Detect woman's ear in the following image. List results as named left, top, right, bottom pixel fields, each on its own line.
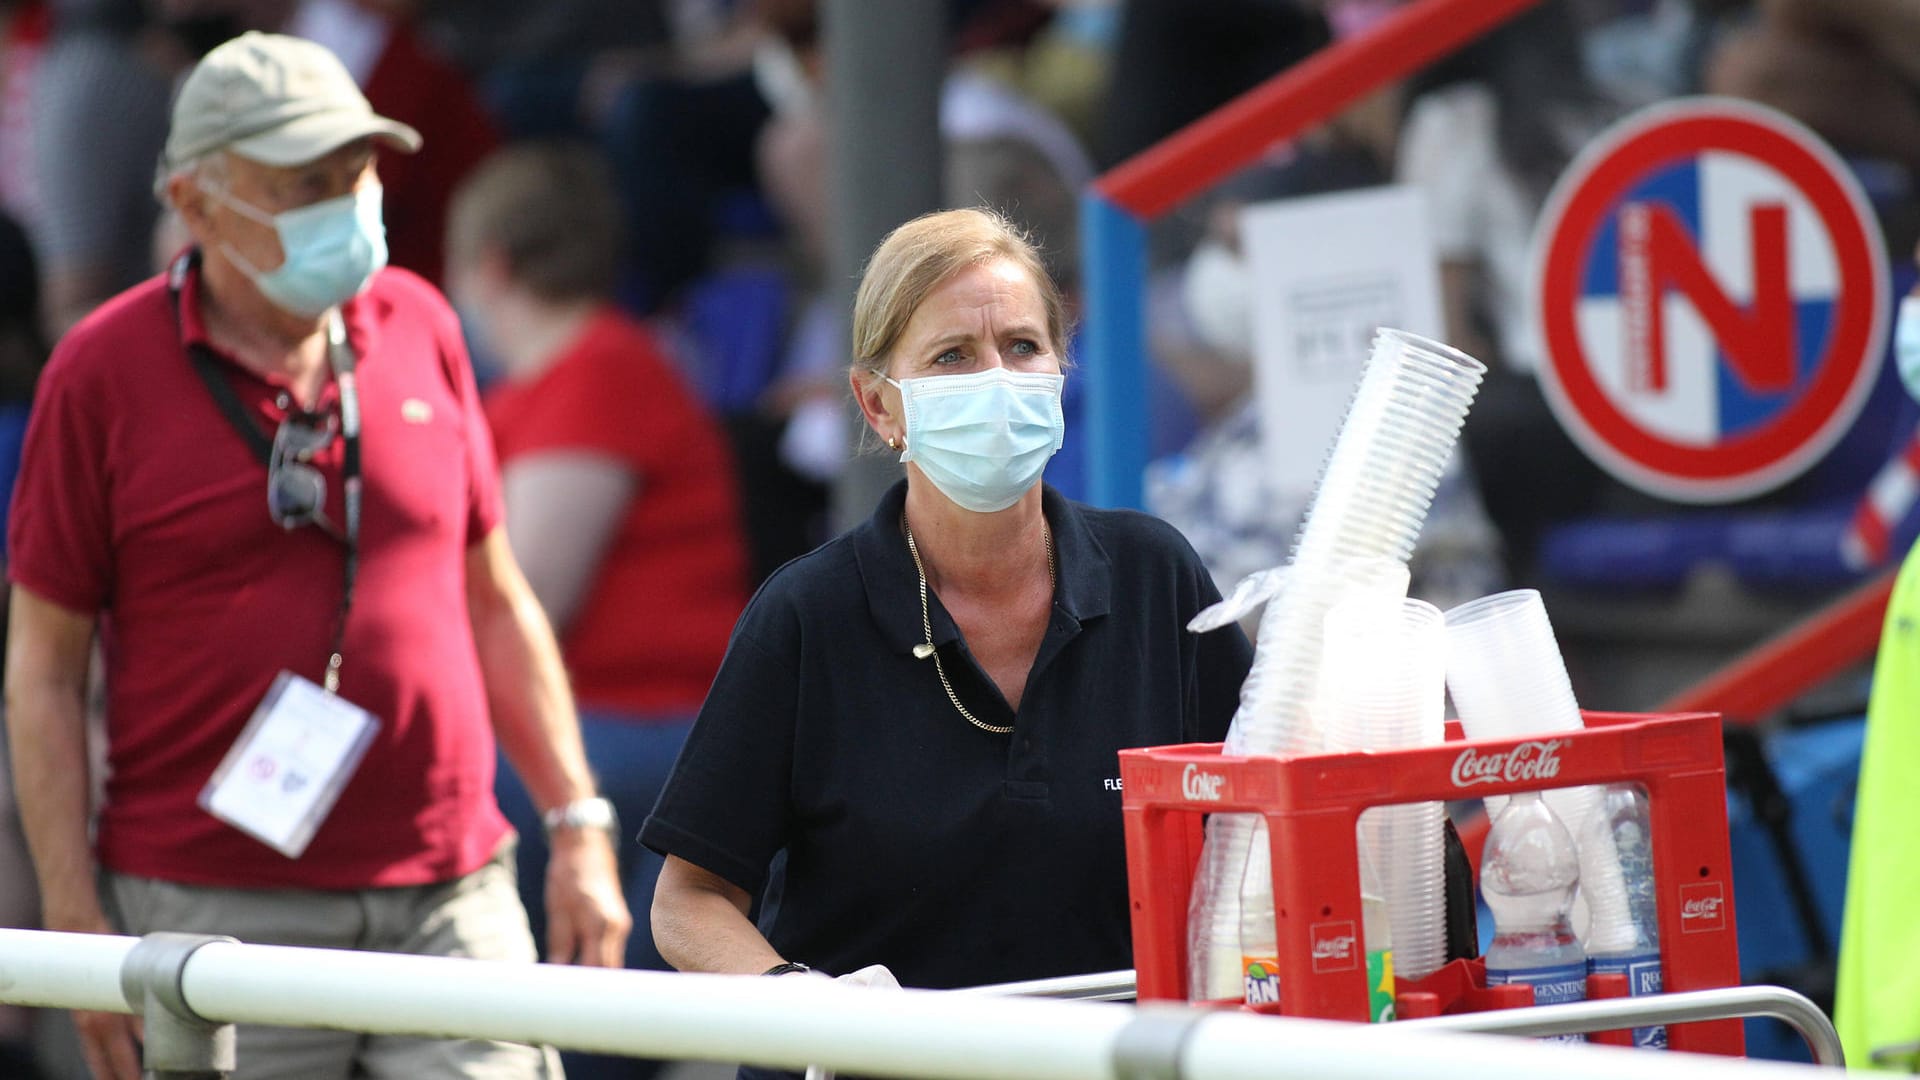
left=850, top=364, right=901, bottom=447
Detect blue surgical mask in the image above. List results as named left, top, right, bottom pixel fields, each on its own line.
left=1898, top=295, right=1920, bottom=404
left=886, top=367, right=1066, bottom=512
left=204, top=182, right=389, bottom=317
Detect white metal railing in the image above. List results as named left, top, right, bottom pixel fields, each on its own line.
left=963, top=969, right=1139, bottom=1002
left=973, top=973, right=1843, bottom=1067
left=0, top=929, right=1836, bottom=1079
left=1395, top=986, right=1843, bottom=1066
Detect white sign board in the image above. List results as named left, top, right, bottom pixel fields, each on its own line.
left=1241, top=185, right=1445, bottom=501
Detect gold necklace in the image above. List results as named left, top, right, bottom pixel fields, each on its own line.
left=902, top=514, right=1054, bottom=735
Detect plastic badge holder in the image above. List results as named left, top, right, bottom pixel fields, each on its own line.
left=1120, top=711, right=1745, bottom=1056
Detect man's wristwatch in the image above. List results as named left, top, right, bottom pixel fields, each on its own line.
left=541, top=796, right=619, bottom=837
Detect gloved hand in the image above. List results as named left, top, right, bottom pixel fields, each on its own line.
left=833, top=964, right=900, bottom=990
left=793, top=965, right=898, bottom=1080
left=1898, top=295, right=1920, bottom=403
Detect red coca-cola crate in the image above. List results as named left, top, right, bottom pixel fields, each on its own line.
left=1118, top=711, right=1744, bottom=1056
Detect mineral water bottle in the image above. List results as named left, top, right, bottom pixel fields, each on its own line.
left=1588, top=784, right=1666, bottom=1048
left=1481, top=791, right=1587, bottom=1041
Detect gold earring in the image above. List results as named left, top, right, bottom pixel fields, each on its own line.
left=887, top=435, right=901, bottom=451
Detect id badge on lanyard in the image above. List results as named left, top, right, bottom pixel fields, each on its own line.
left=198, top=670, right=378, bottom=858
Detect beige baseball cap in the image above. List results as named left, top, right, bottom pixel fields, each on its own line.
left=161, top=31, right=421, bottom=178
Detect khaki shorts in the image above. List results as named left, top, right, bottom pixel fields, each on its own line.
left=103, top=839, right=564, bottom=1080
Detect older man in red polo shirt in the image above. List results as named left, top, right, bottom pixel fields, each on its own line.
left=5, top=32, right=625, bottom=1080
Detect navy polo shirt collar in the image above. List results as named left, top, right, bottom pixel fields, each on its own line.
left=853, top=480, right=1113, bottom=657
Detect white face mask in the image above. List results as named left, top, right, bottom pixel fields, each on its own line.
left=1183, top=238, right=1252, bottom=359
left=202, top=181, right=388, bottom=317
left=885, top=367, right=1066, bottom=513
left=1897, top=295, right=1920, bottom=404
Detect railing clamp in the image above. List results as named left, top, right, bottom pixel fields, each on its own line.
left=1112, top=1004, right=1213, bottom=1080
left=120, top=932, right=238, bottom=1079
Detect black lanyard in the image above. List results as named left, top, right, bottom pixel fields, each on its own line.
left=168, top=252, right=362, bottom=694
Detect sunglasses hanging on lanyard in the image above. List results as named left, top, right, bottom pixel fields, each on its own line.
left=169, top=250, right=362, bottom=695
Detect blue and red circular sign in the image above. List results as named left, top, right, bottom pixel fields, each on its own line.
left=1531, top=98, right=1888, bottom=503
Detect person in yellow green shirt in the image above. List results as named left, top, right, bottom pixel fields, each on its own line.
left=1836, top=244, right=1920, bottom=1070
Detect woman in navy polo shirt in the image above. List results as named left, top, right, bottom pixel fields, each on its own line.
left=641, top=207, right=1253, bottom=994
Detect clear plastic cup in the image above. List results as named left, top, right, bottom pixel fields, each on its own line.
left=1443, top=587, right=1583, bottom=830
left=1321, top=597, right=1446, bottom=753
left=1229, top=556, right=1412, bottom=757
left=1442, top=589, right=1582, bottom=739
left=1378, top=800, right=1449, bottom=979
left=1441, top=589, right=1638, bottom=955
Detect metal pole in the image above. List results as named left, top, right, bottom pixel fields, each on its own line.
left=1179, top=1010, right=1826, bottom=1080
left=178, top=942, right=1132, bottom=1079
left=0, top=928, right=138, bottom=1011
left=1079, top=192, right=1149, bottom=509
left=965, top=970, right=1138, bottom=1002
left=822, top=0, right=945, bottom=532
left=1393, top=986, right=1845, bottom=1069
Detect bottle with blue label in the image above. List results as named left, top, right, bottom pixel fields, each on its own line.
left=1481, top=790, right=1587, bottom=1041
left=1587, top=783, right=1666, bottom=1048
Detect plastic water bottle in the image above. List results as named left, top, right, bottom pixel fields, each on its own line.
left=1587, top=784, right=1666, bottom=1048
left=1189, top=816, right=1253, bottom=1001
left=1481, top=791, right=1587, bottom=1041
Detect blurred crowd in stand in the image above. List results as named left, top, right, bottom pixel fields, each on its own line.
left=0, top=0, right=1916, bottom=1075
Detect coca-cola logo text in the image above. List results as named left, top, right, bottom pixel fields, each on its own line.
left=1181, top=763, right=1225, bottom=802
left=1681, top=897, right=1722, bottom=921
left=1450, top=739, right=1568, bottom=788
left=1312, top=935, right=1355, bottom=960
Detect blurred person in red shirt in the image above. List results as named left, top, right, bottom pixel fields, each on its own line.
left=449, top=141, right=751, bottom=1080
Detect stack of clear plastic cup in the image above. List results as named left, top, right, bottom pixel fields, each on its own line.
left=1196, top=555, right=1411, bottom=1000
left=1321, top=595, right=1450, bottom=981
left=1218, top=558, right=1411, bottom=1001
left=1227, top=329, right=1484, bottom=758
left=1186, top=328, right=1486, bottom=1001
left=1440, top=590, right=1580, bottom=738
left=1441, top=589, right=1638, bottom=955
left=1321, top=595, right=1446, bottom=754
